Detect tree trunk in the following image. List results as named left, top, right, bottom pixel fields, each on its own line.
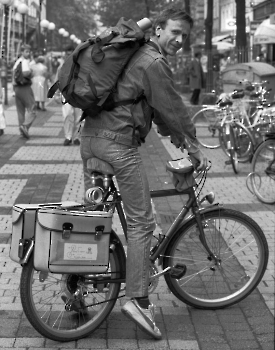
left=205, top=0, right=213, bottom=92
left=183, top=0, right=191, bottom=52
left=235, top=0, right=247, bottom=62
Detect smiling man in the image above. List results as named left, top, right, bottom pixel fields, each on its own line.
left=81, top=5, right=208, bottom=340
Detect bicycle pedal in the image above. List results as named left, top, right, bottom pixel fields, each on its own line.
left=224, top=160, right=232, bottom=165
left=170, top=264, right=187, bottom=279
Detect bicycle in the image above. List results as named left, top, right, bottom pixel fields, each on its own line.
left=246, top=132, right=275, bottom=204
left=12, top=156, right=269, bottom=342
left=192, top=97, right=254, bottom=173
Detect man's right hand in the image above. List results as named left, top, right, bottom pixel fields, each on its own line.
left=188, top=149, right=208, bottom=171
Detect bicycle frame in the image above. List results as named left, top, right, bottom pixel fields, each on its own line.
left=111, top=178, right=217, bottom=269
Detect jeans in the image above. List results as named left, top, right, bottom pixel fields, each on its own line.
left=14, top=85, right=37, bottom=129
left=80, top=136, right=156, bottom=298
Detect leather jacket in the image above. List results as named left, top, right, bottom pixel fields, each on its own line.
left=82, top=38, right=198, bottom=149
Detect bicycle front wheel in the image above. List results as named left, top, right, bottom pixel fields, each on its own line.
left=163, top=208, right=268, bottom=309
left=192, top=107, right=221, bottom=149
left=20, top=236, right=124, bottom=342
left=251, top=138, right=275, bottom=204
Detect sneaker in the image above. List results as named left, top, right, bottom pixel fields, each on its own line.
left=73, top=139, right=80, bottom=145
left=121, top=299, right=162, bottom=340
left=63, top=138, right=72, bottom=146
left=19, top=125, right=29, bottom=139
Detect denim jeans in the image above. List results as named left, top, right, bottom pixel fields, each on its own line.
left=14, top=85, right=37, bottom=129
left=80, top=136, right=156, bottom=298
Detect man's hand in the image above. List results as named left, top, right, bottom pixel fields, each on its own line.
left=188, top=149, right=208, bottom=171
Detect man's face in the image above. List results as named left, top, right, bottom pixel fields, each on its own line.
left=22, top=49, right=31, bottom=59
left=156, top=19, right=191, bottom=57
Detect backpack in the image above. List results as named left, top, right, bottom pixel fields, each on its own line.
left=47, top=17, right=152, bottom=120
left=14, top=62, right=32, bottom=86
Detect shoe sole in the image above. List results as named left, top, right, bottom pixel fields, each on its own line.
left=121, top=307, right=162, bottom=340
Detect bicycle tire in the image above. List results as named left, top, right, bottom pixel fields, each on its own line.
left=250, top=138, right=275, bottom=204
left=192, top=107, right=221, bottom=149
left=229, top=148, right=239, bottom=174
left=163, top=208, right=269, bottom=309
left=20, top=231, right=125, bottom=342
left=220, top=122, right=254, bottom=163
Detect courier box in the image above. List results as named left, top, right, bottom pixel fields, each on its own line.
left=10, top=202, right=82, bottom=264
left=34, top=208, right=112, bottom=274
left=10, top=203, right=44, bottom=264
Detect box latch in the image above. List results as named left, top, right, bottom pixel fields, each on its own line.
left=95, top=225, right=104, bottom=241
left=62, top=222, right=73, bottom=239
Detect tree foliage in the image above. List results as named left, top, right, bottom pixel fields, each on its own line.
left=47, top=0, right=97, bottom=40
left=94, top=0, right=184, bottom=28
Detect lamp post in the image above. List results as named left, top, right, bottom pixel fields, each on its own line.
left=48, top=22, right=55, bottom=52
left=63, top=30, right=69, bottom=49
left=0, top=0, right=14, bottom=106
left=40, top=18, right=49, bottom=54
left=17, top=2, right=28, bottom=44
left=58, top=27, right=65, bottom=52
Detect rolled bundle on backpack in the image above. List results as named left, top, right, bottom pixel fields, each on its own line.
left=137, top=18, right=152, bottom=31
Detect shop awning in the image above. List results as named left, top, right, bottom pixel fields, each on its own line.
left=254, top=18, right=275, bottom=44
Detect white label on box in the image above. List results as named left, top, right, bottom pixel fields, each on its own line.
left=64, top=243, right=98, bottom=260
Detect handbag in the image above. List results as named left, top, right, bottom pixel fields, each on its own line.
left=0, top=103, right=6, bottom=130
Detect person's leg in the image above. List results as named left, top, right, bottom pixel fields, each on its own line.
left=62, top=104, right=74, bottom=144
left=80, top=136, right=161, bottom=339
left=72, top=108, right=82, bottom=144
left=22, top=86, right=37, bottom=129
left=193, top=89, right=201, bottom=105
left=14, top=87, right=26, bottom=127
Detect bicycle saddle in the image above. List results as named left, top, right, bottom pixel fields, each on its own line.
left=87, top=157, right=115, bottom=175
left=166, top=157, right=194, bottom=174
left=232, top=90, right=244, bottom=99
left=218, top=100, right=233, bottom=108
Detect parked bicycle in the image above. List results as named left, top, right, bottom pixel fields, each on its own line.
left=10, top=156, right=269, bottom=341
left=246, top=132, right=275, bottom=204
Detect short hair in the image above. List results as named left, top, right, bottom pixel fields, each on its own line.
left=152, top=5, right=193, bottom=35
left=21, top=44, right=31, bottom=51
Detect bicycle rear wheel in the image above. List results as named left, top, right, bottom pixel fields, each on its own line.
left=20, top=234, right=124, bottom=342
left=163, top=208, right=268, bottom=309
left=192, top=107, right=221, bottom=149
left=250, top=138, right=275, bottom=204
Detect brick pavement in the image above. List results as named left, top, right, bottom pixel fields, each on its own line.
left=0, top=90, right=274, bottom=350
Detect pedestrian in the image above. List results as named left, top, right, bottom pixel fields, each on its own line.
left=30, top=56, right=49, bottom=111
left=12, top=44, right=37, bottom=139
left=50, top=56, right=60, bottom=83
left=57, top=45, right=81, bottom=146
left=80, top=5, right=208, bottom=340
left=189, top=51, right=204, bottom=105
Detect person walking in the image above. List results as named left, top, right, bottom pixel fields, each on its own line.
left=189, top=51, right=204, bottom=105
left=12, top=44, right=37, bottom=139
left=80, top=5, right=208, bottom=340
left=56, top=45, right=81, bottom=146
left=30, top=56, right=49, bottom=111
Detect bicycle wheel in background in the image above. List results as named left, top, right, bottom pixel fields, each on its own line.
left=163, top=208, right=269, bottom=309
left=220, top=122, right=254, bottom=163
left=250, top=138, right=275, bottom=204
left=192, top=107, right=221, bottom=149
left=20, top=231, right=124, bottom=342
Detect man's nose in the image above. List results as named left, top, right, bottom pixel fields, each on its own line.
left=176, top=35, right=183, bottom=44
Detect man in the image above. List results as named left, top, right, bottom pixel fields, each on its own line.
left=80, top=6, right=208, bottom=339
left=189, top=51, right=204, bottom=105
left=58, top=45, right=81, bottom=146
left=13, top=44, right=37, bottom=139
